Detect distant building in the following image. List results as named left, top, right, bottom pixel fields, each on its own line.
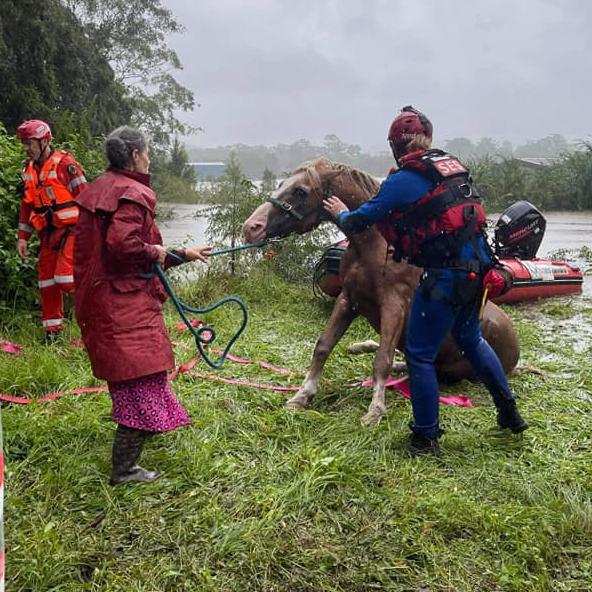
left=513, top=157, right=556, bottom=170
left=189, top=162, right=226, bottom=180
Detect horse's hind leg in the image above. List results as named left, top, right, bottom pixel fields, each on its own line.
left=348, top=340, right=407, bottom=373
left=347, top=340, right=379, bottom=354
left=286, top=293, right=357, bottom=411
left=361, top=305, right=404, bottom=426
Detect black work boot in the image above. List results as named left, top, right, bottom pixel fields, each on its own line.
left=408, top=429, right=444, bottom=458
left=110, top=425, right=161, bottom=485
left=43, top=330, right=62, bottom=345
left=497, top=400, right=529, bottom=433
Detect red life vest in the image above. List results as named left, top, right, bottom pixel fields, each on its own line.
left=378, top=149, right=487, bottom=267
left=22, top=150, right=80, bottom=232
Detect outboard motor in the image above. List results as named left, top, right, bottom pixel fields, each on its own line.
left=313, top=241, right=348, bottom=297
left=494, top=200, right=546, bottom=259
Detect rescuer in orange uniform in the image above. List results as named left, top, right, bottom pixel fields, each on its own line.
left=15, top=120, right=88, bottom=342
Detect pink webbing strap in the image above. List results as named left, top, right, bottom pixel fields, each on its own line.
left=0, top=339, right=471, bottom=407
left=0, top=407, right=4, bottom=591
left=354, top=376, right=473, bottom=408
left=0, top=339, right=22, bottom=356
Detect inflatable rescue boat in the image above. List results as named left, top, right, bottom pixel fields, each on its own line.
left=313, top=201, right=584, bottom=303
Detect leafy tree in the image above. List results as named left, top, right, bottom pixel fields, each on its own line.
left=261, top=168, right=277, bottom=193
left=474, top=137, right=500, bottom=158
left=166, top=137, right=197, bottom=184
left=499, top=140, right=514, bottom=157
left=443, top=138, right=477, bottom=160
left=64, top=0, right=195, bottom=145
left=0, top=0, right=130, bottom=137
left=150, top=138, right=199, bottom=204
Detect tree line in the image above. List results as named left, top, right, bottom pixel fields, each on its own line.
left=190, top=132, right=592, bottom=213
left=188, top=133, right=581, bottom=179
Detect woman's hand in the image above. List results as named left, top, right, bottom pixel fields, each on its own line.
left=154, top=244, right=167, bottom=264
left=323, top=195, right=349, bottom=218
left=185, top=245, right=213, bottom=263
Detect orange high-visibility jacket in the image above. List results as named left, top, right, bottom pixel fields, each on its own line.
left=21, top=150, right=80, bottom=232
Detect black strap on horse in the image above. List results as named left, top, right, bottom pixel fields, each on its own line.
left=266, top=179, right=335, bottom=223
left=266, top=196, right=305, bottom=220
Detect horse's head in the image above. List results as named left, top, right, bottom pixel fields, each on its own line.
left=243, top=158, right=340, bottom=243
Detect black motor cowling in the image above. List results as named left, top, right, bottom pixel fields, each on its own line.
left=313, top=241, right=347, bottom=297
left=494, top=200, right=546, bottom=259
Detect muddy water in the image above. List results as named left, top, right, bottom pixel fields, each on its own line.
left=159, top=203, right=211, bottom=247
left=160, top=205, right=592, bottom=291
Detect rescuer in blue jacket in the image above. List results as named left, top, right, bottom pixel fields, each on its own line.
left=323, top=106, right=528, bottom=456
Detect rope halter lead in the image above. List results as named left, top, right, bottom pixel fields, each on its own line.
left=154, top=241, right=270, bottom=369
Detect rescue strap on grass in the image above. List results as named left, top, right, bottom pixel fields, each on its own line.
left=0, top=407, right=5, bottom=591
left=0, top=348, right=302, bottom=404
left=353, top=376, right=473, bottom=408
left=0, top=340, right=472, bottom=407
left=0, top=339, right=22, bottom=355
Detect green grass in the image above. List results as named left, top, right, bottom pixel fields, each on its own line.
left=1, top=269, right=591, bottom=591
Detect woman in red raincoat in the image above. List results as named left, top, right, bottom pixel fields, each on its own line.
left=74, top=126, right=211, bottom=485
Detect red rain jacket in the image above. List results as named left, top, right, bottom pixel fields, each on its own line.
left=74, top=169, right=175, bottom=382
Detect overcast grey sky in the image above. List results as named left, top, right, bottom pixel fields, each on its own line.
left=163, top=0, right=591, bottom=150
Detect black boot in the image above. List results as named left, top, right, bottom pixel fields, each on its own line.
left=110, top=425, right=161, bottom=485
left=43, top=330, right=62, bottom=345
left=497, top=400, right=529, bottom=433
left=408, top=428, right=444, bottom=458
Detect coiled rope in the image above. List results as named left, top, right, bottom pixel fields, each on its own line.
left=155, top=241, right=269, bottom=369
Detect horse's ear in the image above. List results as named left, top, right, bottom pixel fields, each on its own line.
left=324, top=169, right=342, bottom=183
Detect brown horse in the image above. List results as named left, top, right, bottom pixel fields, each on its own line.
left=243, top=158, right=519, bottom=425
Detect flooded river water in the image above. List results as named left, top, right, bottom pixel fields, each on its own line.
left=160, top=205, right=592, bottom=293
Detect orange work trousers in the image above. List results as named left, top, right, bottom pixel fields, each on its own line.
left=38, top=229, right=75, bottom=332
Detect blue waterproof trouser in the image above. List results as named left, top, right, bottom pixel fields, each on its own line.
left=405, top=269, right=516, bottom=438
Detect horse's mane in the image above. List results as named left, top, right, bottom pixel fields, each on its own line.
left=293, top=158, right=381, bottom=200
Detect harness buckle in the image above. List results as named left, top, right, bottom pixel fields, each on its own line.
left=458, top=183, right=473, bottom=198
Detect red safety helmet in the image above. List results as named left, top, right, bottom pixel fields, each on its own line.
left=387, top=106, right=432, bottom=159
left=16, top=119, right=53, bottom=142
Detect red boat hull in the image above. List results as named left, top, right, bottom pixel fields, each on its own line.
left=492, top=258, right=583, bottom=303
left=314, top=242, right=584, bottom=303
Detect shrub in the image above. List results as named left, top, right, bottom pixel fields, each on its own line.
left=471, top=146, right=592, bottom=212
left=0, top=125, right=38, bottom=310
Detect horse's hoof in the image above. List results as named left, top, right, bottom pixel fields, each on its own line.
left=390, top=361, right=407, bottom=373
left=285, top=396, right=308, bottom=411
left=361, top=407, right=385, bottom=426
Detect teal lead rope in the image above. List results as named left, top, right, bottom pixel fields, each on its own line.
left=155, top=241, right=268, bottom=369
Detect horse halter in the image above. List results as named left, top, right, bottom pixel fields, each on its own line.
left=266, top=195, right=306, bottom=221
left=265, top=179, right=335, bottom=223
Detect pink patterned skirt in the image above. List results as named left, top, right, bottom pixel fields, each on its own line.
left=108, top=371, right=191, bottom=432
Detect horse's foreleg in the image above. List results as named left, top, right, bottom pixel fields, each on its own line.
left=361, top=306, right=404, bottom=426
left=286, top=293, right=356, bottom=411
